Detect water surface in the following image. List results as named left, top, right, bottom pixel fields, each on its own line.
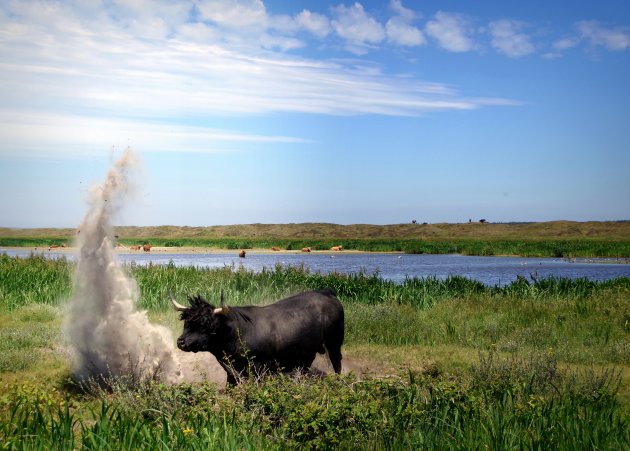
left=4, top=248, right=629, bottom=286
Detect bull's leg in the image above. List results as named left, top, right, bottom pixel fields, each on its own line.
left=325, top=323, right=344, bottom=374
left=327, top=346, right=343, bottom=374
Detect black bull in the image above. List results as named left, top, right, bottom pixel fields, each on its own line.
left=171, top=289, right=344, bottom=384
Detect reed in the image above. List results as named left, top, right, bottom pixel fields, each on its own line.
left=0, top=253, right=71, bottom=310
left=4, top=254, right=627, bottom=312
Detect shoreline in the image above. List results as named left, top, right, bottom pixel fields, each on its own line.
left=2, top=246, right=629, bottom=263
left=0, top=246, right=390, bottom=256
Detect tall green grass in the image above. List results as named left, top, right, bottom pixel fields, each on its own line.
left=0, top=254, right=72, bottom=310
left=1, top=354, right=627, bottom=450
left=3, top=254, right=628, bottom=312
left=126, top=262, right=630, bottom=313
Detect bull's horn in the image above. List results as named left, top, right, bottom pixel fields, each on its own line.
left=213, top=306, right=230, bottom=315
left=214, top=290, right=230, bottom=315
left=169, top=292, right=187, bottom=311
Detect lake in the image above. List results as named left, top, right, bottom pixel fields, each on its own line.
left=3, top=248, right=629, bottom=286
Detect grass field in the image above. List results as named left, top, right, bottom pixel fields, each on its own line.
left=1, top=254, right=629, bottom=448
left=2, top=220, right=630, bottom=257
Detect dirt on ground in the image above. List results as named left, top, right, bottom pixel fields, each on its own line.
left=176, top=349, right=378, bottom=387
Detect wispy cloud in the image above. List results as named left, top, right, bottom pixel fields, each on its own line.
left=0, top=1, right=537, bottom=157
left=0, top=111, right=308, bottom=158
left=0, top=28, right=511, bottom=116
left=553, top=37, right=580, bottom=51
left=543, top=21, right=629, bottom=59
left=0, top=1, right=518, bottom=155
left=576, top=21, right=630, bottom=51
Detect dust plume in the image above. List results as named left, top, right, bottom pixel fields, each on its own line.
left=66, top=148, right=182, bottom=384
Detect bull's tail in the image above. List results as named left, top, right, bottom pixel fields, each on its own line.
left=324, top=309, right=344, bottom=374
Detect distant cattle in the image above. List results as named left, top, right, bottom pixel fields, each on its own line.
left=330, top=245, right=343, bottom=252
left=130, top=245, right=141, bottom=251
left=143, top=243, right=152, bottom=252
left=271, top=247, right=281, bottom=252
left=239, top=250, right=246, bottom=258
left=302, top=247, right=312, bottom=253
left=48, top=244, right=65, bottom=250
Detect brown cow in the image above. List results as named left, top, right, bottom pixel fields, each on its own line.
left=271, top=247, right=281, bottom=252
left=130, top=245, right=141, bottom=251
left=239, top=250, right=246, bottom=258
left=143, top=243, right=152, bottom=252
left=301, top=247, right=312, bottom=253
left=330, top=245, right=343, bottom=252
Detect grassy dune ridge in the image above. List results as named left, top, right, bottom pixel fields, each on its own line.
left=1, top=254, right=629, bottom=448
left=3, top=220, right=630, bottom=239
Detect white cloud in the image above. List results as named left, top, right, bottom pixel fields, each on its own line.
left=296, top=10, right=331, bottom=38
left=385, top=1, right=425, bottom=47
left=425, top=11, right=475, bottom=52
left=196, top=0, right=267, bottom=30
left=192, top=0, right=306, bottom=51
left=389, top=0, right=417, bottom=22
left=331, top=2, right=385, bottom=53
left=576, top=21, right=630, bottom=51
left=488, top=20, right=535, bottom=58
left=386, top=17, right=425, bottom=46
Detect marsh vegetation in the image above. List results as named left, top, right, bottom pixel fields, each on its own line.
left=1, top=254, right=629, bottom=448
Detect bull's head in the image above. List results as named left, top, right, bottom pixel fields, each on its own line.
left=170, top=292, right=230, bottom=353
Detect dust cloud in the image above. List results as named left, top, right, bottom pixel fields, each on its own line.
left=65, top=149, right=182, bottom=384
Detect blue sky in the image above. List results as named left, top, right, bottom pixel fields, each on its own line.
left=1, top=0, right=629, bottom=227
